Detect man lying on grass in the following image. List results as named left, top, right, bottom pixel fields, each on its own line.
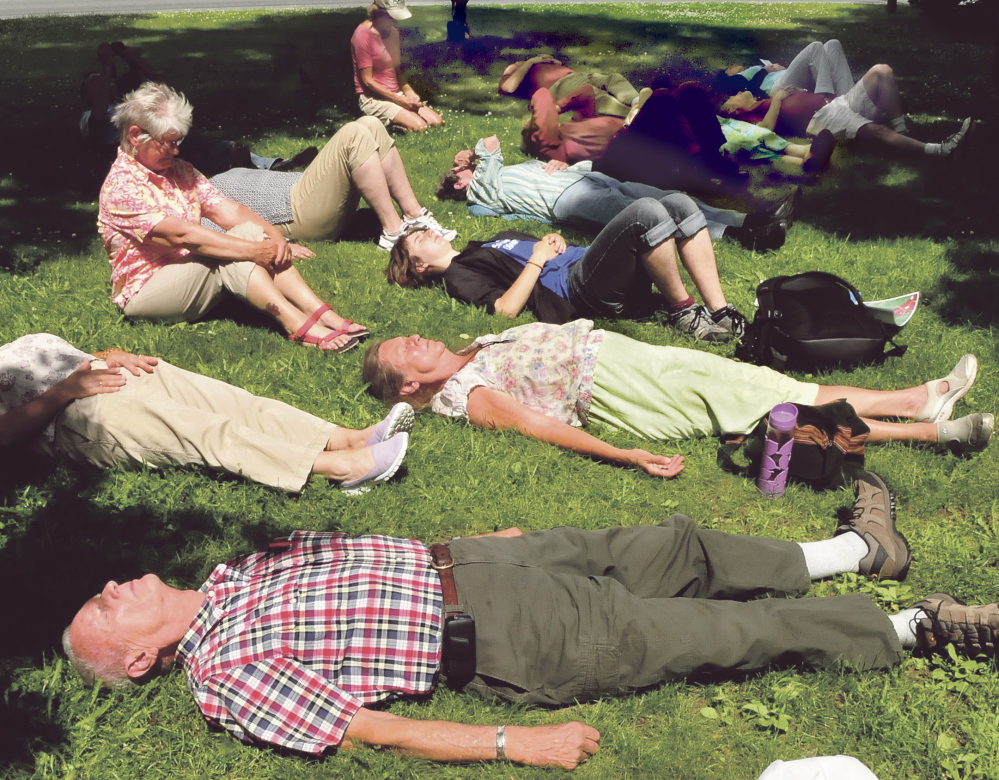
left=65, top=474, right=999, bottom=769
left=363, top=321, right=990, bottom=479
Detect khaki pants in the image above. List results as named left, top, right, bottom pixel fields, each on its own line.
left=54, top=360, right=336, bottom=492
left=280, top=117, right=395, bottom=241
left=448, top=516, right=901, bottom=706
left=122, top=222, right=261, bottom=322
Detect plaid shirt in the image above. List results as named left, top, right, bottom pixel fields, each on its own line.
left=178, top=532, right=443, bottom=755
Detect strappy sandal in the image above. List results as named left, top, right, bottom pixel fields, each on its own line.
left=288, top=305, right=360, bottom=354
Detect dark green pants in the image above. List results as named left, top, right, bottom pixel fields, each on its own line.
left=448, top=516, right=901, bottom=706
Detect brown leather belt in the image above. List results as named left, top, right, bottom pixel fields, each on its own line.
left=429, top=542, right=476, bottom=681
left=429, top=543, right=459, bottom=605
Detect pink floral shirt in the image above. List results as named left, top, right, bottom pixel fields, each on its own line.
left=98, top=148, right=226, bottom=308
left=431, top=320, right=605, bottom=426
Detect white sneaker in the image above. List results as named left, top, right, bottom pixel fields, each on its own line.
left=404, top=208, right=457, bottom=241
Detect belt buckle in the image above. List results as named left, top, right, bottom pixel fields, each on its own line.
left=431, top=558, right=454, bottom=571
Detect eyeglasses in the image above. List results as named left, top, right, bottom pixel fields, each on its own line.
left=141, top=129, right=185, bottom=150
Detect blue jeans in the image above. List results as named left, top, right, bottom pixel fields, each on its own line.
left=552, top=172, right=746, bottom=241
left=565, top=197, right=704, bottom=318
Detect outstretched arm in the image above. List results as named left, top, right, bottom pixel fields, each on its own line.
left=466, top=386, right=685, bottom=478
left=343, top=708, right=600, bottom=770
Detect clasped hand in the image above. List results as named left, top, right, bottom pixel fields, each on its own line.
left=62, top=352, right=158, bottom=400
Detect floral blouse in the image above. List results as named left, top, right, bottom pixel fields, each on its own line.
left=0, top=334, right=91, bottom=453
left=98, top=148, right=226, bottom=308
left=431, top=320, right=605, bottom=426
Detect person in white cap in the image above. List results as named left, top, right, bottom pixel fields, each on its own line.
left=351, top=0, right=444, bottom=132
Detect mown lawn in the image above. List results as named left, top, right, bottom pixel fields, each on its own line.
left=2, top=3, right=999, bottom=779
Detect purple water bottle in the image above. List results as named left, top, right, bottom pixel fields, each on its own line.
left=757, top=403, right=798, bottom=498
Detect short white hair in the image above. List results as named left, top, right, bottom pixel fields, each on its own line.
left=62, top=624, right=134, bottom=690
left=112, top=81, right=193, bottom=153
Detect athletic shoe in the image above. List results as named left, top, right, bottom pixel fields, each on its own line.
left=378, top=227, right=406, bottom=251
left=912, top=592, right=999, bottom=657
left=835, top=470, right=910, bottom=580
left=937, top=413, right=994, bottom=454
left=940, top=117, right=973, bottom=160
left=404, top=208, right=457, bottom=240
left=666, top=304, right=731, bottom=342
left=340, top=433, right=409, bottom=495
left=710, top=305, right=749, bottom=341
left=916, top=354, right=978, bottom=423
left=366, top=402, right=415, bottom=446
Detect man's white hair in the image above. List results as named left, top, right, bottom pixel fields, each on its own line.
left=62, top=624, right=134, bottom=690
left=112, top=81, right=193, bottom=153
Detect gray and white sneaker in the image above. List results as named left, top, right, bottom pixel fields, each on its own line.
left=404, top=208, right=457, bottom=240
left=710, top=305, right=749, bottom=341
left=666, top=304, right=731, bottom=342
left=940, top=117, right=973, bottom=160
left=937, top=412, right=994, bottom=454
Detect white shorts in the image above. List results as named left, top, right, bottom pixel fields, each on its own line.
left=807, top=79, right=879, bottom=141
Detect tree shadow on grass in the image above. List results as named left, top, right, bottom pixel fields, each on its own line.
left=934, top=239, right=999, bottom=328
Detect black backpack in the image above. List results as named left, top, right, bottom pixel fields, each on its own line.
left=735, top=272, right=906, bottom=372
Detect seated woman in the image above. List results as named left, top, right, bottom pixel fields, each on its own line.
left=385, top=198, right=746, bottom=343
left=363, top=320, right=990, bottom=478
left=351, top=0, right=443, bottom=132
left=98, top=82, right=368, bottom=353
left=717, top=54, right=972, bottom=159
left=0, top=334, right=413, bottom=494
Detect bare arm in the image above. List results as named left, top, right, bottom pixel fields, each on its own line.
left=0, top=357, right=148, bottom=446
left=528, top=88, right=569, bottom=162
left=466, top=387, right=685, bottom=478
left=343, top=708, right=600, bottom=770
left=201, top=197, right=293, bottom=267
left=359, top=67, right=421, bottom=110
left=758, top=89, right=787, bottom=132
left=492, top=234, right=566, bottom=318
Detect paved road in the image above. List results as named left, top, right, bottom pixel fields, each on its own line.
left=0, top=0, right=887, bottom=19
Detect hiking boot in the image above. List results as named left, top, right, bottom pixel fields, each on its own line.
left=710, top=305, right=748, bottom=341
left=912, top=593, right=999, bottom=657
left=937, top=413, right=994, bottom=454
left=666, top=304, right=731, bottom=342
left=403, top=208, right=457, bottom=240
left=940, top=117, right=973, bottom=161
left=835, top=470, right=910, bottom=580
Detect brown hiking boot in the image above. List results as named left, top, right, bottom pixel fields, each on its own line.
left=912, top=593, right=999, bottom=657
left=835, top=471, right=910, bottom=580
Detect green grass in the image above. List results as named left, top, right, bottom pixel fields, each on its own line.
left=2, top=3, right=999, bottom=778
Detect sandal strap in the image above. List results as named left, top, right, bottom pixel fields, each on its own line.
left=288, top=303, right=332, bottom=342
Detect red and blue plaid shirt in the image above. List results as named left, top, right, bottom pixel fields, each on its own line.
left=178, top=532, right=443, bottom=754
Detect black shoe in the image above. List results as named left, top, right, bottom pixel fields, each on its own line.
left=803, top=130, right=835, bottom=175
left=743, top=188, right=801, bottom=229
left=271, top=146, right=319, bottom=172
left=725, top=221, right=786, bottom=252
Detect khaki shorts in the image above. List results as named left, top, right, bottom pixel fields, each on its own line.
left=358, top=92, right=404, bottom=125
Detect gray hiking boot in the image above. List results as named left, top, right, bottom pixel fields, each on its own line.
left=666, top=305, right=731, bottom=342
left=835, top=470, right=910, bottom=580
left=938, top=413, right=994, bottom=454
left=912, top=593, right=999, bottom=657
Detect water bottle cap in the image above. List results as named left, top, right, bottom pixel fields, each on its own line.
left=769, top=403, right=798, bottom=432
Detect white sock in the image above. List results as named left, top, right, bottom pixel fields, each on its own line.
left=925, top=142, right=943, bottom=156
left=889, top=608, right=925, bottom=647
left=890, top=116, right=908, bottom=134
left=797, top=533, right=868, bottom=580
